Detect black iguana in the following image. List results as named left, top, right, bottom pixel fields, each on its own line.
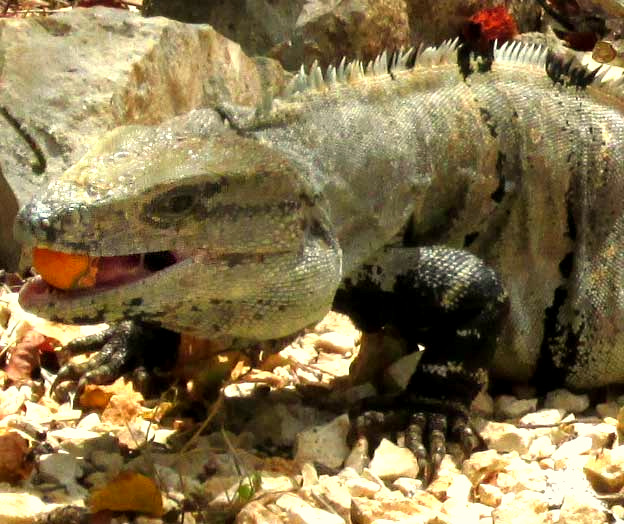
left=13, top=39, right=624, bottom=474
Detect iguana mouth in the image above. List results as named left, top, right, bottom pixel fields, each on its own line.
left=19, top=249, right=187, bottom=308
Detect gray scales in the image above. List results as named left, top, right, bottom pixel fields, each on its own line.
left=13, top=39, right=624, bottom=413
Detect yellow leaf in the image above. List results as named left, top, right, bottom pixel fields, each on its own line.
left=89, top=471, right=163, bottom=516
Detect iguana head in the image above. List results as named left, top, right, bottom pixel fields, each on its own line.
left=15, top=109, right=341, bottom=338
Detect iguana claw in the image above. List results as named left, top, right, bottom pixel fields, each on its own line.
left=350, top=403, right=479, bottom=485
left=51, top=320, right=179, bottom=400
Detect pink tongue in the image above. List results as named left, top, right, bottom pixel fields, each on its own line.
left=95, top=255, right=148, bottom=286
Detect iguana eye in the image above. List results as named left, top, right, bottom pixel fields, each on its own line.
left=150, top=188, right=198, bottom=218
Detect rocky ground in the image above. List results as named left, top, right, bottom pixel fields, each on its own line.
left=2, top=279, right=624, bottom=524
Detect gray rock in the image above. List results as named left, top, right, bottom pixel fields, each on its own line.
left=284, top=0, right=411, bottom=69
left=494, top=395, right=538, bottom=420
left=38, top=452, right=85, bottom=497
left=143, top=0, right=306, bottom=58
left=544, top=389, right=590, bottom=414
left=294, top=414, right=351, bottom=469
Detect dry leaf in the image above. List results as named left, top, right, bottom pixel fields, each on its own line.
left=89, top=471, right=163, bottom=516
left=79, top=385, right=114, bottom=410
left=79, top=378, right=143, bottom=413
left=100, top=389, right=144, bottom=426
left=4, top=329, right=57, bottom=381
left=0, top=431, right=33, bottom=483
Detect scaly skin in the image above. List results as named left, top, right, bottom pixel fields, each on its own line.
left=13, top=39, right=624, bottom=395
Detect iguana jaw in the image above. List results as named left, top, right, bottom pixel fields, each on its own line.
left=19, top=248, right=192, bottom=309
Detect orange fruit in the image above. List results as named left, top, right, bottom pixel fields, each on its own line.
left=32, top=247, right=98, bottom=290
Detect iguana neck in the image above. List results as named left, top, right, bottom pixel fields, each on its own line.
left=238, top=62, right=497, bottom=274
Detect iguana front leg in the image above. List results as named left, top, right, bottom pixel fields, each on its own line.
left=334, top=246, right=508, bottom=482
left=51, top=320, right=180, bottom=398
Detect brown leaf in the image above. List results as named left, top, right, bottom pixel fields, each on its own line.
left=78, top=378, right=143, bottom=413
left=5, top=329, right=58, bottom=381
left=0, top=431, right=33, bottom=484
left=79, top=386, right=114, bottom=410
left=89, top=471, right=163, bottom=516
left=101, top=393, right=141, bottom=426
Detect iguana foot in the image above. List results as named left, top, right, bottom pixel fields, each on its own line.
left=51, top=320, right=179, bottom=399
left=350, top=397, right=479, bottom=484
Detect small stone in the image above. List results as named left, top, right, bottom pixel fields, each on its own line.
left=345, top=477, right=382, bottom=498
left=276, top=493, right=345, bottom=524
left=527, top=435, right=556, bottom=460
left=445, top=474, right=472, bottom=502
left=314, top=332, right=356, bottom=354
left=360, top=468, right=388, bottom=490
left=611, top=504, right=624, bottom=519
left=477, top=483, right=502, bottom=507
left=236, top=500, right=283, bottom=524
left=383, top=351, right=422, bottom=391
left=309, top=476, right=352, bottom=519
left=392, top=477, right=423, bottom=497
left=369, top=439, right=420, bottom=481
left=294, top=414, right=350, bottom=470
left=350, top=495, right=446, bottom=524
left=462, top=449, right=514, bottom=485
left=90, top=449, right=124, bottom=473
left=551, top=437, right=593, bottom=468
left=48, top=427, right=100, bottom=441
left=83, top=471, right=109, bottom=488
left=544, top=389, right=590, bottom=413
left=23, top=400, right=51, bottom=420
left=491, top=491, right=549, bottom=524
left=479, top=421, right=534, bottom=455
left=539, top=458, right=555, bottom=470
left=596, top=402, right=620, bottom=419
left=344, top=435, right=369, bottom=473
left=301, top=463, right=319, bottom=488
left=519, top=409, right=565, bottom=426
left=38, top=452, right=83, bottom=486
left=76, top=412, right=102, bottom=430
left=472, top=391, right=494, bottom=418
left=289, top=503, right=346, bottom=524
left=0, top=490, right=49, bottom=524
left=494, top=395, right=538, bottom=420
left=473, top=502, right=494, bottom=518
left=573, top=422, right=616, bottom=450
left=559, top=495, right=609, bottom=524
left=495, top=459, right=547, bottom=493
left=584, top=446, right=624, bottom=492
left=441, top=499, right=481, bottom=524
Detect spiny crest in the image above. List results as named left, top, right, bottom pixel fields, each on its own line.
left=493, top=40, right=549, bottom=68
left=282, top=37, right=461, bottom=98
left=276, top=38, right=624, bottom=105
left=494, top=39, right=624, bottom=92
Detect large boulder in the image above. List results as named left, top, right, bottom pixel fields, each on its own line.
left=142, top=0, right=306, bottom=58
left=0, top=7, right=286, bottom=269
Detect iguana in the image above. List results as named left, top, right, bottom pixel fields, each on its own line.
left=13, top=39, right=624, bottom=476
